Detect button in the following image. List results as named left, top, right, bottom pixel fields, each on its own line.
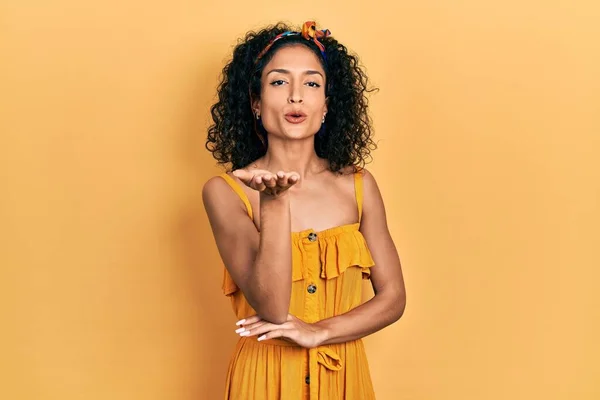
left=307, top=232, right=317, bottom=242
left=305, top=375, right=310, bottom=384
left=307, top=284, right=317, bottom=294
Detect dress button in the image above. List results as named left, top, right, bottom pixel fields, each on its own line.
left=307, top=284, right=317, bottom=294
left=305, top=375, right=310, bottom=384
left=307, top=232, right=317, bottom=242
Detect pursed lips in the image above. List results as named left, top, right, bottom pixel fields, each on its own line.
left=285, top=111, right=306, bottom=124
left=284, top=111, right=307, bottom=124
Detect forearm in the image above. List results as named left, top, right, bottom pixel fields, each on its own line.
left=315, top=291, right=405, bottom=345
left=246, top=192, right=292, bottom=324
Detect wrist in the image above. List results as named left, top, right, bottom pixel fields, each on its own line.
left=314, top=320, right=332, bottom=347
left=260, top=190, right=290, bottom=204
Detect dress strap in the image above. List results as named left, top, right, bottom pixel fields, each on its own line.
left=354, top=171, right=364, bottom=223
left=219, top=173, right=254, bottom=220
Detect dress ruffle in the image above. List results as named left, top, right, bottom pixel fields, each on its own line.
left=291, top=224, right=375, bottom=282
left=223, top=223, right=374, bottom=296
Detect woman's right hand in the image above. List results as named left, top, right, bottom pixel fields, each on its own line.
left=232, top=169, right=300, bottom=197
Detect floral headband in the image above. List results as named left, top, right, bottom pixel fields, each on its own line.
left=256, top=21, right=331, bottom=62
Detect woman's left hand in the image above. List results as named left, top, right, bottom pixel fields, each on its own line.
left=235, top=314, right=328, bottom=349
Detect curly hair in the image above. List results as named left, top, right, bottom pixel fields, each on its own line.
left=206, top=22, right=377, bottom=173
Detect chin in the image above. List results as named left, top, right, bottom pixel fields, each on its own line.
left=264, top=123, right=320, bottom=140
left=283, top=130, right=317, bottom=140
left=283, top=125, right=320, bottom=139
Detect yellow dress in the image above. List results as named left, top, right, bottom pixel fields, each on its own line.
left=219, top=172, right=377, bottom=400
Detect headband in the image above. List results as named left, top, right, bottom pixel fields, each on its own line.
left=256, top=21, right=331, bottom=62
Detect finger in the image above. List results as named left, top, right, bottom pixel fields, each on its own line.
left=236, top=315, right=261, bottom=326
left=252, top=174, right=267, bottom=191
left=285, top=172, right=300, bottom=188
left=240, top=322, right=280, bottom=337
left=275, top=171, right=286, bottom=186
left=237, top=320, right=269, bottom=334
left=232, top=169, right=251, bottom=185
left=257, top=329, right=287, bottom=342
left=263, top=174, right=277, bottom=188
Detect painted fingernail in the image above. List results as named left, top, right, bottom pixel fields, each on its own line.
left=236, top=319, right=246, bottom=326
left=235, top=327, right=245, bottom=334
left=257, top=335, right=266, bottom=341
left=240, top=331, right=250, bottom=336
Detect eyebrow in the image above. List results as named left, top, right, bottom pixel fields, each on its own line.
left=266, top=68, right=324, bottom=79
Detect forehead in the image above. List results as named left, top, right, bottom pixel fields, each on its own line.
left=263, top=44, right=325, bottom=74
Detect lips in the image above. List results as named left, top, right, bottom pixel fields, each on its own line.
left=284, top=111, right=307, bottom=124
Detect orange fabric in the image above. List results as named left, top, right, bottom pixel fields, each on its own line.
left=219, top=171, right=377, bottom=399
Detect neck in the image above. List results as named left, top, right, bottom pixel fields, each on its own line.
left=259, top=136, right=328, bottom=179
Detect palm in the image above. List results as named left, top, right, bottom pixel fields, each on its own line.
left=232, top=169, right=300, bottom=197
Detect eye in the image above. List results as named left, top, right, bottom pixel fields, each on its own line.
left=306, top=82, right=321, bottom=88
left=270, top=80, right=286, bottom=86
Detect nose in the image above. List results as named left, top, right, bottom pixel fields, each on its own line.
left=288, top=83, right=303, bottom=104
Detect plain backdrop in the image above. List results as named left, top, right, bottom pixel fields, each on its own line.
left=1, top=1, right=599, bottom=399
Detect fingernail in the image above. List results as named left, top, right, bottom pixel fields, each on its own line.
left=235, top=327, right=245, bottom=334
left=257, top=335, right=266, bottom=341
left=240, top=331, right=250, bottom=336
left=236, top=319, right=246, bottom=326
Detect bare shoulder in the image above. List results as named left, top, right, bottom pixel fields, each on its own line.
left=358, top=168, right=386, bottom=214
left=359, top=167, right=378, bottom=189
left=330, top=165, right=381, bottom=195
left=201, top=173, right=245, bottom=215
left=202, top=174, right=227, bottom=202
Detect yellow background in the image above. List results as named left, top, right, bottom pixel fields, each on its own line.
left=2, top=1, right=599, bottom=399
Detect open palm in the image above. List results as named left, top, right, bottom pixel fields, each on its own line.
left=232, top=169, right=300, bottom=197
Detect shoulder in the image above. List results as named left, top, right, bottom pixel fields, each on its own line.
left=202, top=173, right=241, bottom=213
left=359, top=167, right=377, bottom=186
left=334, top=165, right=380, bottom=194
left=202, top=174, right=228, bottom=200
left=350, top=166, right=377, bottom=190
left=357, top=168, right=385, bottom=212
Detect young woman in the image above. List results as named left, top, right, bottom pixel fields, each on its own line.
left=203, top=21, right=406, bottom=399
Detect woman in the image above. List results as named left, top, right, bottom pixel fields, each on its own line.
left=203, top=21, right=406, bottom=400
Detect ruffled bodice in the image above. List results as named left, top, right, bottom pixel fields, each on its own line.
left=291, top=223, right=374, bottom=281
left=219, top=172, right=376, bottom=312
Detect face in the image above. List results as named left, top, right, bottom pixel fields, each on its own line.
left=253, top=44, right=328, bottom=140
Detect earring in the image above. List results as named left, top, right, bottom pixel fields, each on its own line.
left=256, top=113, right=260, bottom=120
left=322, top=115, right=326, bottom=123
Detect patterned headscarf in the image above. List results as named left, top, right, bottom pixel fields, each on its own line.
left=256, top=21, right=331, bottom=62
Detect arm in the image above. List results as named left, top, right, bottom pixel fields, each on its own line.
left=314, top=169, right=406, bottom=344
left=202, top=175, right=292, bottom=324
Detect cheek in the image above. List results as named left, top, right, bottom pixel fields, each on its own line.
left=260, top=87, right=287, bottom=108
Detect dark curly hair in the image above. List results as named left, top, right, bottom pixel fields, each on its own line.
left=206, top=22, right=377, bottom=173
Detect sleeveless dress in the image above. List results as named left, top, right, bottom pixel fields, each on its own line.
left=218, top=171, right=377, bottom=400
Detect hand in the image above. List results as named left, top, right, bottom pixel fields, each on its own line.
left=232, top=169, right=300, bottom=197
left=234, top=314, right=328, bottom=349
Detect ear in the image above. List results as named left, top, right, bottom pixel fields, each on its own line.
left=251, top=96, right=261, bottom=116
left=323, top=97, right=329, bottom=115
